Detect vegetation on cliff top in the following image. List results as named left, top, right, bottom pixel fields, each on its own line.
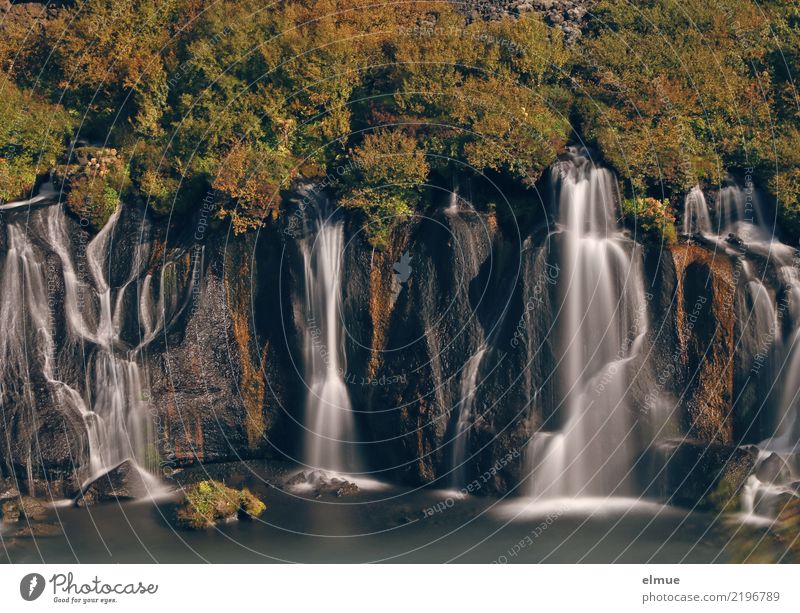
left=0, top=0, right=797, bottom=241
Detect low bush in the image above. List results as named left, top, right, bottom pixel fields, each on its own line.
left=621, top=196, right=678, bottom=245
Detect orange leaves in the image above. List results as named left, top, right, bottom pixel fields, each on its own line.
left=212, top=142, right=296, bottom=234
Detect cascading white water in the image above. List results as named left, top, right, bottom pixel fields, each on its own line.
left=0, top=180, right=58, bottom=212
left=683, top=179, right=800, bottom=520
left=527, top=149, right=647, bottom=499
left=743, top=256, right=800, bottom=521
left=299, top=204, right=359, bottom=472
left=683, top=182, right=780, bottom=385
left=768, top=317, right=800, bottom=457
left=682, top=186, right=712, bottom=236
left=0, top=199, right=183, bottom=488
left=50, top=205, right=156, bottom=475
left=0, top=213, right=103, bottom=477
left=445, top=187, right=460, bottom=215
left=717, top=181, right=767, bottom=240
left=450, top=345, right=486, bottom=486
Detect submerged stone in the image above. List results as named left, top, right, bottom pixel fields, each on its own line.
left=1, top=495, right=51, bottom=524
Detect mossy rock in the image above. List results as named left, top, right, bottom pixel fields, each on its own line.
left=1, top=496, right=50, bottom=523
left=239, top=488, right=266, bottom=519
left=176, top=480, right=266, bottom=530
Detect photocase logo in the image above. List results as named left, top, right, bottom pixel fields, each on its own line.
left=20, top=573, right=45, bottom=601
left=392, top=251, right=413, bottom=298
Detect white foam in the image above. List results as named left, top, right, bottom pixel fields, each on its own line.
left=492, top=496, right=674, bottom=521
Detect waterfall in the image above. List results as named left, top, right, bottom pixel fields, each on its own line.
left=450, top=345, right=486, bottom=487
left=742, top=253, right=800, bottom=521
left=0, top=199, right=178, bottom=488
left=299, top=202, right=359, bottom=472
left=0, top=180, right=58, bottom=212
left=768, top=260, right=800, bottom=456
left=680, top=178, right=768, bottom=241
left=445, top=187, right=460, bottom=215
left=682, top=186, right=712, bottom=236
left=51, top=205, right=153, bottom=475
left=526, top=148, right=647, bottom=499
left=690, top=179, right=800, bottom=521
left=682, top=183, right=781, bottom=420
left=716, top=180, right=768, bottom=240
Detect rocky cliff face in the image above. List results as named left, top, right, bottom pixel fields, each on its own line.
left=332, top=217, right=744, bottom=492
left=0, top=202, right=295, bottom=495
left=0, top=170, right=795, bottom=510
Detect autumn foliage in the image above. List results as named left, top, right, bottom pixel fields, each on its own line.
left=0, top=0, right=796, bottom=240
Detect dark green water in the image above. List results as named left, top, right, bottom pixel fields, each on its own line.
left=1, top=462, right=732, bottom=563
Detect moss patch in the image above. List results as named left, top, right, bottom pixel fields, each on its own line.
left=176, top=480, right=266, bottom=529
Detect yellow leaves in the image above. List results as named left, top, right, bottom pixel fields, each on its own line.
left=449, top=75, right=567, bottom=179
left=574, top=0, right=794, bottom=196
left=351, top=130, right=430, bottom=188
left=481, top=12, right=567, bottom=84
left=212, top=142, right=297, bottom=233
left=621, top=196, right=678, bottom=244
left=341, top=129, right=429, bottom=247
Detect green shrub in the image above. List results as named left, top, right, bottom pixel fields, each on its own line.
left=339, top=130, right=429, bottom=248
left=621, top=197, right=677, bottom=245
left=771, top=167, right=800, bottom=239
left=1, top=0, right=798, bottom=240
left=0, top=76, right=72, bottom=202
left=239, top=488, right=266, bottom=519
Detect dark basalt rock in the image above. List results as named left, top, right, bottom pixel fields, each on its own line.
left=455, top=0, right=595, bottom=41
left=0, top=0, right=62, bottom=20
left=0, top=172, right=793, bottom=505
left=284, top=470, right=360, bottom=498
left=75, top=460, right=149, bottom=507
left=656, top=440, right=757, bottom=511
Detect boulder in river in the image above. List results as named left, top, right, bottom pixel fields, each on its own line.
left=285, top=470, right=360, bottom=497
left=75, top=460, right=149, bottom=507
left=1, top=495, right=50, bottom=522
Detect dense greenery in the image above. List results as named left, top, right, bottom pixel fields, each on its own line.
left=339, top=130, right=430, bottom=248
left=0, top=79, right=72, bottom=202
left=0, top=0, right=797, bottom=242
left=577, top=0, right=800, bottom=234
left=621, top=197, right=678, bottom=245
left=57, top=146, right=131, bottom=229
